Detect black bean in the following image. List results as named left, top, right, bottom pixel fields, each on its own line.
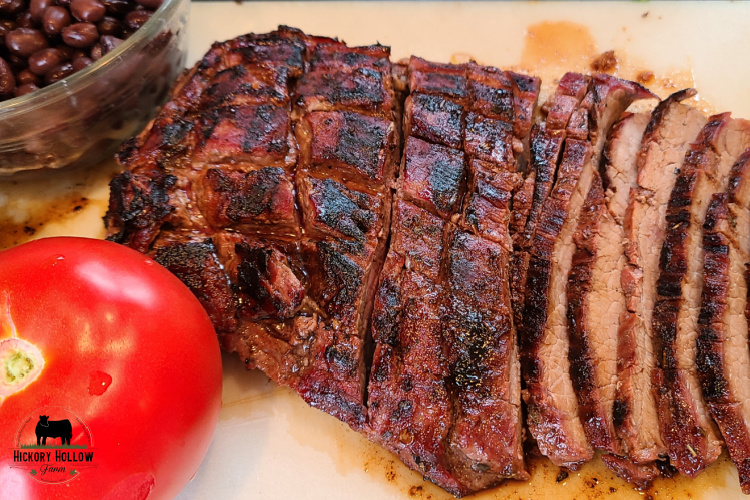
left=14, top=82, right=39, bottom=96
left=16, top=11, right=38, bottom=28
left=16, top=68, right=41, bottom=85
left=55, top=44, right=75, bottom=59
left=101, top=0, right=134, bottom=16
left=71, top=55, right=91, bottom=71
left=28, top=47, right=66, bottom=75
left=70, top=0, right=106, bottom=23
left=0, top=0, right=24, bottom=15
left=6, top=54, right=25, bottom=69
left=42, top=6, right=71, bottom=36
left=89, top=42, right=101, bottom=60
left=0, top=0, right=159, bottom=99
left=134, top=0, right=161, bottom=9
left=0, top=57, right=15, bottom=95
left=123, top=9, right=150, bottom=31
left=44, top=61, right=73, bottom=84
left=96, top=15, right=121, bottom=36
left=61, top=22, right=98, bottom=48
left=6, top=28, right=49, bottom=57
left=99, top=34, right=121, bottom=54
left=0, top=23, right=12, bottom=46
left=29, top=0, right=55, bottom=22
left=69, top=48, right=87, bottom=59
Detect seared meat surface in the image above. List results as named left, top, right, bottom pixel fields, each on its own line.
left=699, top=150, right=750, bottom=493
left=619, top=90, right=706, bottom=463
left=520, top=74, right=653, bottom=469
left=654, top=114, right=750, bottom=476
left=107, top=27, right=397, bottom=430
left=369, top=55, right=532, bottom=496
left=108, top=26, right=750, bottom=498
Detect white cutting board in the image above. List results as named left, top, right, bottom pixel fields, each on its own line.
left=2, top=2, right=750, bottom=499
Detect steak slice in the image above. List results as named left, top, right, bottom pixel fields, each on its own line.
left=698, top=150, right=750, bottom=493
left=654, top=113, right=750, bottom=476
left=618, top=89, right=707, bottom=463
left=567, top=175, right=621, bottom=453
left=367, top=200, right=460, bottom=492
left=369, top=55, right=534, bottom=495
left=444, top=229, right=528, bottom=490
left=566, top=112, right=650, bottom=456
left=523, top=138, right=596, bottom=468
left=510, top=73, right=589, bottom=330
left=521, top=75, right=653, bottom=468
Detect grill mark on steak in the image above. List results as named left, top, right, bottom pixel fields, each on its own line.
left=368, top=55, right=535, bottom=495
left=297, top=110, right=396, bottom=186
left=460, top=160, right=518, bottom=250
left=107, top=27, right=399, bottom=431
left=654, top=113, right=750, bottom=476
left=405, top=92, right=465, bottom=150
left=698, top=151, right=750, bottom=492
left=510, top=73, right=590, bottom=330
left=298, top=176, right=383, bottom=243
left=105, top=170, right=176, bottom=252
left=618, top=89, right=706, bottom=463
left=200, top=167, right=299, bottom=233
left=151, top=234, right=237, bottom=334
left=400, top=137, right=467, bottom=219
left=294, top=66, right=393, bottom=118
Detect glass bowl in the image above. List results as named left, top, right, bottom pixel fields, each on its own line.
left=0, top=0, right=190, bottom=175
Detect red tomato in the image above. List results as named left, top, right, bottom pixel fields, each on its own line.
left=0, top=237, right=222, bottom=500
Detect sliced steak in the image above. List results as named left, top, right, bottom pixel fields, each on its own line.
left=567, top=112, right=649, bottom=456
left=654, top=113, right=750, bottom=476
left=367, top=202, right=458, bottom=493
left=369, top=56, right=534, bottom=495
left=698, top=149, right=750, bottom=493
left=618, top=89, right=707, bottom=463
left=567, top=175, right=621, bottom=453
left=521, top=75, right=653, bottom=468
left=510, top=73, right=589, bottom=330
left=444, top=230, right=527, bottom=490
left=522, top=138, right=596, bottom=468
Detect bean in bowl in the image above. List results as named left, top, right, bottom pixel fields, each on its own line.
left=0, top=0, right=164, bottom=100
left=0, top=0, right=187, bottom=175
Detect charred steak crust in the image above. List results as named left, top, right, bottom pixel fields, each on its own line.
left=368, top=55, right=534, bottom=496
left=617, top=89, right=706, bottom=464
left=698, top=149, right=750, bottom=493
left=106, top=27, right=399, bottom=431
left=654, top=113, right=750, bottom=476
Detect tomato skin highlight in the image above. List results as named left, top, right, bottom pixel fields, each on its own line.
left=0, top=237, right=223, bottom=500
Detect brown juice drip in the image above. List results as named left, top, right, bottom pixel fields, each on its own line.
left=0, top=159, right=119, bottom=249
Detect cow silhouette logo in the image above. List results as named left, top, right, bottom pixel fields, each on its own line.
left=35, top=415, right=73, bottom=446
left=8, top=406, right=98, bottom=484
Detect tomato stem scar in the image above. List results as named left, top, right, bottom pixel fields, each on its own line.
left=0, top=294, right=45, bottom=399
